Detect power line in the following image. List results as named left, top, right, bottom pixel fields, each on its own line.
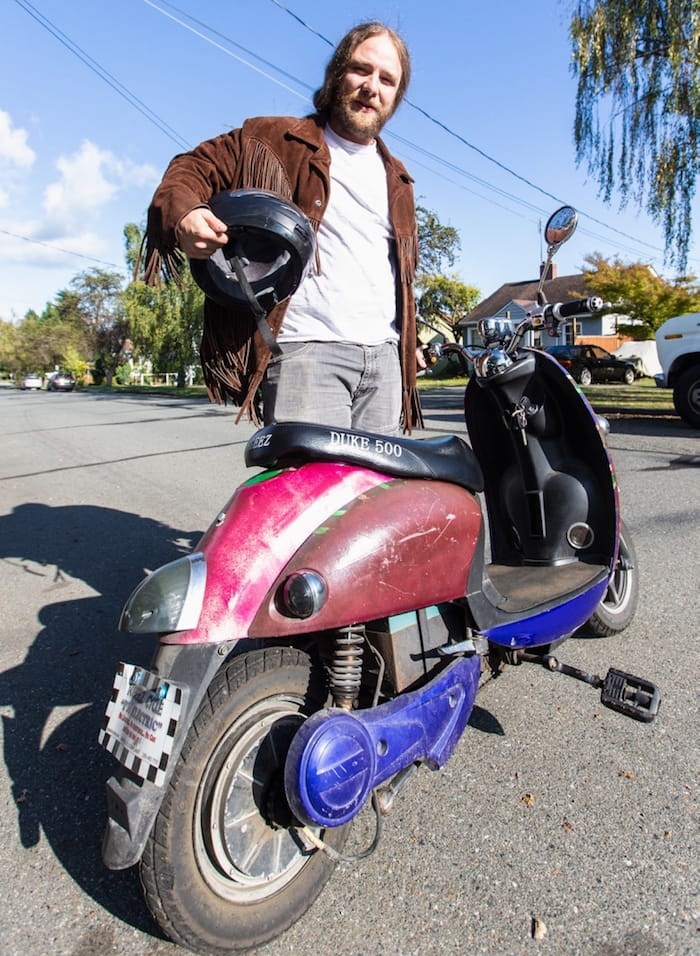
left=11, top=0, right=695, bottom=273
left=267, top=0, right=696, bottom=265
left=149, top=0, right=315, bottom=95
left=134, top=0, right=695, bottom=268
left=143, top=0, right=668, bottom=263
left=390, top=134, right=662, bottom=263
left=142, top=0, right=312, bottom=102
left=13, top=0, right=192, bottom=151
left=0, top=228, right=124, bottom=270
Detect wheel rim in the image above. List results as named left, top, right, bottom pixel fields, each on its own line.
left=194, top=695, right=317, bottom=903
left=688, top=381, right=700, bottom=414
left=580, top=369, right=592, bottom=385
left=601, top=544, right=633, bottom=617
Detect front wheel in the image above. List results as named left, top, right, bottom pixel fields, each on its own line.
left=673, top=364, right=700, bottom=428
left=583, top=521, right=639, bottom=636
left=140, top=647, right=350, bottom=955
left=623, top=367, right=635, bottom=385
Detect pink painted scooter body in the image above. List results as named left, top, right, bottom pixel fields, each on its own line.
left=249, top=471, right=482, bottom=636
left=161, top=461, right=482, bottom=645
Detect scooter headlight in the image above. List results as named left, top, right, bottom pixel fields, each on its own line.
left=119, top=553, right=207, bottom=633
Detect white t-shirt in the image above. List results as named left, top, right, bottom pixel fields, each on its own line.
left=279, top=125, right=398, bottom=344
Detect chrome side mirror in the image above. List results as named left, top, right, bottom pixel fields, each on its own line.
left=537, top=206, right=578, bottom=305
left=544, top=206, right=578, bottom=249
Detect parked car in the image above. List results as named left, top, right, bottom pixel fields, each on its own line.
left=545, top=344, right=637, bottom=386
left=47, top=371, right=76, bottom=392
left=612, top=340, right=661, bottom=378
left=20, top=372, right=42, bottom=390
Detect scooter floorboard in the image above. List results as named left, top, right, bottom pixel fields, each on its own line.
left=487, top=560, right=607, bottom=611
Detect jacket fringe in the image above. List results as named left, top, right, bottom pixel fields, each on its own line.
left=136, top=233, right=187, bottom=287
left=241, top=141, right=293, bottom=198
left=199, top=306, right=264, bottom=421
left=396, top=233, right=418, bottom=286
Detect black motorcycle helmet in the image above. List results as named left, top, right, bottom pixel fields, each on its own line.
left=189, top=189, right=315, bottom=314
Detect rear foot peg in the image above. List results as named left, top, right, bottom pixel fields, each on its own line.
left=518, top=653, right=661, bottom=722
left=600, top=668, right=660, bottom=723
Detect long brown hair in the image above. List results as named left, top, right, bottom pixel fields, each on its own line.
left=312, top=22, right=411, bottom=117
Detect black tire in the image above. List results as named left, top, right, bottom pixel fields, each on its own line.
left=578, top=367, right=593, bottom=386
left=140, top=647, right=350, bottom=955
left=583, top=521, right=639, bottom=636
left=623, top=367, right=635, bottom=385
left=672, top=364, right=700, bottom=428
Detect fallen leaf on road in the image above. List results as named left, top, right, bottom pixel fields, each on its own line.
left=521, top=792, right=535, bottom=807
left=531, top=916, right=548, bottom=940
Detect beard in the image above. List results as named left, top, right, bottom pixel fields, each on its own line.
left=329, top=89, right=393, bottom=143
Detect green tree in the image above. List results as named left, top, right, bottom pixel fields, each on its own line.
left=416, top=204, right=461, bottom=277
left=41, top=291, right=91, bottom=366
left=14, top=305, right=84, bottom=375
left=60, top=343, right=89, bottom=383
left=582, top=254, right=700, bottom=336
left=570, top=0, right=699, bottom=270
left=418, top=273, right=481, bottom=339
left=0, top=319, right=20, bottom=376
left=71, top=269, right=128, bottom=385
left=123, top=223, right=203, bottom=387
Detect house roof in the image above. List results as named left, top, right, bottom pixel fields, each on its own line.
left=461, top=272, right=592, bottom=324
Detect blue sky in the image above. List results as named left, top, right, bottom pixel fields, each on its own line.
left=2, top=0, right=698, bottom=320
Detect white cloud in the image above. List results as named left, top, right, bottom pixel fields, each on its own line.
left=42, top=140, right=158, bottom=232
left=0, top=133, right=157, bottom=312
left=0, top=110, right=36, bottom=168
left=43, top=141, right=118, bottom=228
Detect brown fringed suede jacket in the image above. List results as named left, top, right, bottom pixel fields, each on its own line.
left=143, top=114, right=422, bottom=429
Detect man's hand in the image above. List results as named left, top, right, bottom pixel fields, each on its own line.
left=416, top=344, right=427, bottom=371
left=175, top=207, right=228, bottom=258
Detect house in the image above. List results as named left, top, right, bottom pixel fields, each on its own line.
left=458, top=265, right=630, bottom=350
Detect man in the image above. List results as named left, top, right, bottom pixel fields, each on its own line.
left=143, top=21, right=423, bottom=434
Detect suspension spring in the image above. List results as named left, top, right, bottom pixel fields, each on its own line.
left=329, top=626, right=365, bottom=709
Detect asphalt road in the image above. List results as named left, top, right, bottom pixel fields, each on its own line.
left=0, top=387, right=698, bottom=956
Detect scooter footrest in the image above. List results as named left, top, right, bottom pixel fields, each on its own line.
left=600, top=668, right=660, bottom=723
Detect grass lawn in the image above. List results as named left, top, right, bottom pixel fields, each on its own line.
left=418, top=375, right=675, bottom=417
left=86, top=376, right=675, bottom=418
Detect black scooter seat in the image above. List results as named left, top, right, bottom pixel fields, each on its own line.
left=245, top=422, right=484, bottom=493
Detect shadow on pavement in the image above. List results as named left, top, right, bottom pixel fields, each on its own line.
left=0, top=502, right=200, bottom=936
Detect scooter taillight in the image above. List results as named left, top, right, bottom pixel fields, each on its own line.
left=277, top=570, right=328, bottom=619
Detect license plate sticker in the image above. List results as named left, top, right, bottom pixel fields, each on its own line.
left=98, top=663, right=186, bottom=786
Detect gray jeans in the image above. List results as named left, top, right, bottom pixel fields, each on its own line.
left=262, top=340, right=402, bottom=436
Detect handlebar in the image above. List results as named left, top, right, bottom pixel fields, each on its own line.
left=542, top=296, right=604, bottom=322
left=422, top=296, right=609, bottom=377
left=536, top=296, right=605, bottom=340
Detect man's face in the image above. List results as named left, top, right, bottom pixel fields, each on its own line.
left=329, top=33, right=402, bottom=145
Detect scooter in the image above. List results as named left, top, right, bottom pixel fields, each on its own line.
left=99, top=206, right=660, bottom=955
